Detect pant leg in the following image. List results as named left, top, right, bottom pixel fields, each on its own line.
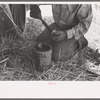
left=9, top=4, right=26, bottom=33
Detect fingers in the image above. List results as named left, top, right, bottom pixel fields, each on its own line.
left=51, top=31, right=66, bottom=41
left=51, top=30, right=61, bottom=36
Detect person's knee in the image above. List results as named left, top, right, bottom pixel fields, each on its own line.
left=77, top=36, right=88, bottom=50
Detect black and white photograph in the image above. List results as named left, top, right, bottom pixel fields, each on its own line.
left=0, top=2, right=100, bottom=82
left=1, top=1, right=100, bottom=99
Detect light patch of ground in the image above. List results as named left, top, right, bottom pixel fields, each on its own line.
left=85, top=4, right=100, bottom=51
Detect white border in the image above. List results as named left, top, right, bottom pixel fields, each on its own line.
left=0, top=81, right=100, bottom=98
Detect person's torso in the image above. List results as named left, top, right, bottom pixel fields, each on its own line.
left=52, top=4, right=80, bottom=29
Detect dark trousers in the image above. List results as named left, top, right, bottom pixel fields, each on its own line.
left=9, top=4, right=26, bottom=33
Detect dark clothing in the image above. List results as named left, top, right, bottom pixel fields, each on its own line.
left=9, top=4, right=26, bottom=32
left=0, top=4, right=21, bottom=39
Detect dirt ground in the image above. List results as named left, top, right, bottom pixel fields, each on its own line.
left=0, top=4, right=100, bottom=81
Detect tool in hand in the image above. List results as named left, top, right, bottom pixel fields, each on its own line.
left=39, top=18, right=52, bottom=33
left=30, top=5, right=53, bottom=34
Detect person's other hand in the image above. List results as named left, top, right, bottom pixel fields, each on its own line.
left=30, top=5, right=42, bottom=19
left=51, top=30, right=61, bottom=36
left=51, top=30, right=66, bottom=41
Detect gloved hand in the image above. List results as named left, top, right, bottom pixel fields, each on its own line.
left=51, top=30, right=66, bottom=41
left=30, top=5, right=42, bottom=19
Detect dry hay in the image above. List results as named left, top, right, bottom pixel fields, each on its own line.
left=0, top=33, right=98, bottom=81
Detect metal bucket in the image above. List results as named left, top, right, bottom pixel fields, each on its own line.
left=35, top=43, right=52, bottom=71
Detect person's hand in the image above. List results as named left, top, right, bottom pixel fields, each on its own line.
left=30, top=5, right=42, bottom=19
left=51, top=30, right=66, bottom=41
left=51, top=30, right=61, bottom=36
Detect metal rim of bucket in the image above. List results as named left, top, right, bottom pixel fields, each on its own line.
left=35, top=42, right=52, bottom=52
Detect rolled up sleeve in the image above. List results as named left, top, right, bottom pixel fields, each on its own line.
left=72, top=4, right=93, bottom=40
